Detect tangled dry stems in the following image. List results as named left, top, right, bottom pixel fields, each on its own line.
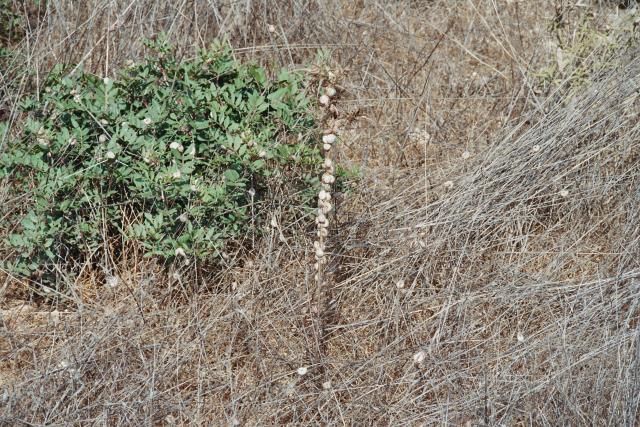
left=1, top=0, right=640, bottom=425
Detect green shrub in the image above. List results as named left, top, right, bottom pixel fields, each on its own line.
left=535, top=8, right=640, bottom=97
left=0, top=38, right=322, bottom=285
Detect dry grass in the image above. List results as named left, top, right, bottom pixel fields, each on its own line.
left=1, top=0, right=640, bottom=425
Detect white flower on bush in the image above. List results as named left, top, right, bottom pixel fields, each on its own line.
left=413, top=350, right=426, bottom=364
left=319, top=95, right=330, bottom=106
left=318, top=190, right=331, bottom=201
left=98, top=134, right=108, bottom=143
left=322, top=173, right=335, bottom=184
left=143, top=117, right=153, bottom=126
left=105, top=275, right=119, bottom=288
left=325, top=86, right=337, bottom=97
left=322, top=134, right=336, bottom=144
left=103, top=77, right=112, bottom=85
left=105, top=151, right=116, bottom=159
left=296, top=366, right=308, bottom=376
left=172, top=169, right=182, bottom=179
left=175, top=247, right=186, bottom=257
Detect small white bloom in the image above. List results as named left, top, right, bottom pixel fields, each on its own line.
left=177, top=144, right=184, bottom=152
left=325, top=87, right=337, bottom=97
left=172, top=169, right=182, bottom=179
left=45, top=87, right=51, bottom=93
left=178, top=213, right=188, bottom=223
left=190, top=184, right=198, bottom=192
left=98, top=134, right=108, bottom=143
left=105, top=151, right=116, bottom=159
left=175, top=247, right=186, bottom=257
left=248, top=188, right=256, bottom=198
left=297, top=366, right=308, bottom=376
left=396, top=279, right=405, bottom=289
left=37, top=138, right=49, bottom=148
left=443, top=180, right=454, bottom=190
left=322, top=381, right=332, bottom=390
left=169, top=141, right=180, bottom=150
left=143, top=117, right=152, bottom=126
left=103, top=77, right=112, bottom=85
left=318, top=227, right=329, bottom=238
left=413, top=350, right=426, bottom=364
left=100, top=119, right=109, bottom=125
left=559, top=189, right=569, bottom=198
left=270, top=216, right=278, bottom=228
left=49, top=310, right=61, bottom=325
left=315, top=247, right=325, bottom=258
left=316, top=213, right=327, bottom=224
left=323, top=158, right=333, bottom=169
left=461, top=150, right=471, bottom=160
left=68, top=138, right=77, bottom=146
left=105, top=275, right=120, bottom=288
left=323, top=143, right=332, bottom=151
left=74, top=94, right=82, bottom=103
left=322, top=173, right=335, bottom=184
left=319, top=95, right=330, bottom=106
left=318, top=190, right=330, bottom=201
left=268, top=24, right=276, bottom=33
left=322, top=134, right=336, bottom=144
left=70, top=89, right=77, bottom=96
left=532, top=144, right=541, bottom=152
left=517, top=331, right=525, bottom=343
left=259, top=150, right=267, bottom=158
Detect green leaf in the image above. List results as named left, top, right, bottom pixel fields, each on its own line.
left=223, top=169, right=240, bottom=183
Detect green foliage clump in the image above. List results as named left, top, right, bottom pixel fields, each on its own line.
left=535, top=7, right=640, bottom=96
left=0, top=0, right=22, bottom=49
left=0, top=38, right=322, bottom=284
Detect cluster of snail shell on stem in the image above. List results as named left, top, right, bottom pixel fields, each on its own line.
left=314, top=85, right=338, bottom=283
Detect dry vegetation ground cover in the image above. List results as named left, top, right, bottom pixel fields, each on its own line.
left=1, top=0, right=640, bottom=425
